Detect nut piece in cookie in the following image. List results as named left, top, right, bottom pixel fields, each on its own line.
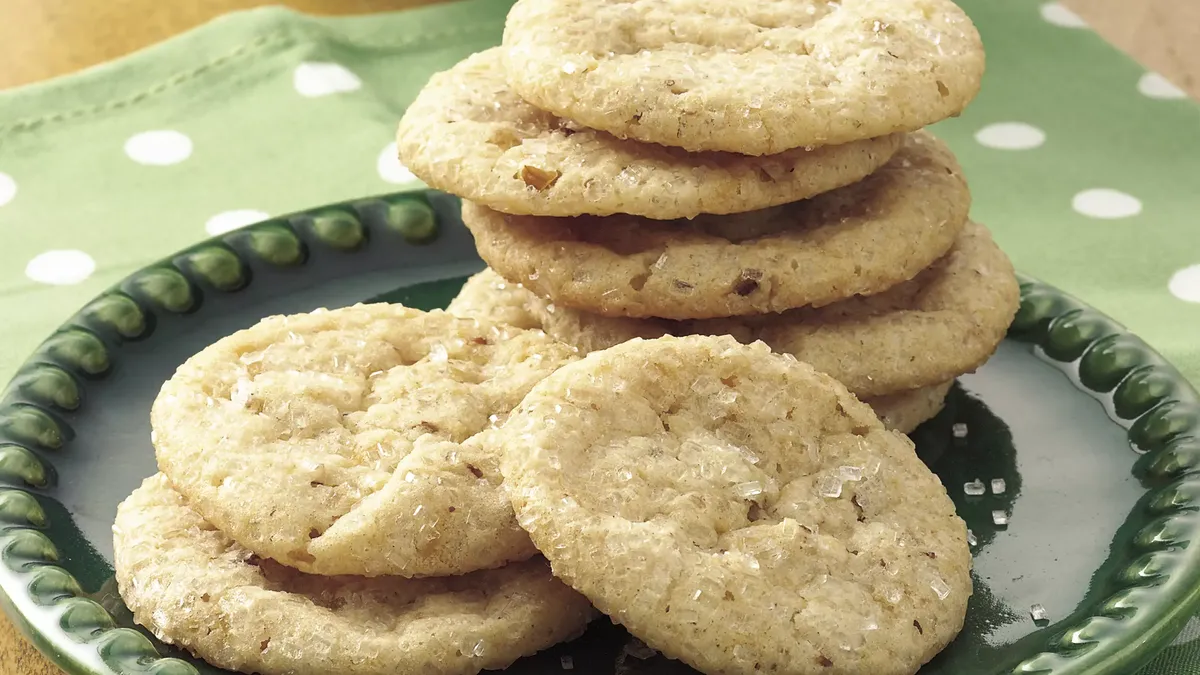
left=114, top=474, right=594, bottom=675
left=496, top=335, right=971, bottom=675
left=152, top=303, right=578, bottom=577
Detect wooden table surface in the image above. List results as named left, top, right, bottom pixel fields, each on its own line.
left=0, top=0, right=1196, bottom=672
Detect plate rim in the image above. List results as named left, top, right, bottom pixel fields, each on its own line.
left=0, top=189, right=1197, bottom=675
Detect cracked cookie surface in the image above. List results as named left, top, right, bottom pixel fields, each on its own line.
left=502, top=0, right=984, bottom=155
left=495, top=336, right=971, bottom=675
left=152, top=304, right=577, bottom=577
left=397, top=49, right=901, bottom=220
left=463, top=131, right=968, bottom=319
left=114, top=474, right=594, bottom=675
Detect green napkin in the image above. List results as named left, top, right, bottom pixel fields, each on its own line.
left=0, top=0, right=1198, bottom=672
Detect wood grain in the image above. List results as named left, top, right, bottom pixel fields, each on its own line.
left=0, top=0, right=450, bottom=90
left=0, top=0, right=1196, bottom=673
left=1064, top=0, right=1200, bottom=99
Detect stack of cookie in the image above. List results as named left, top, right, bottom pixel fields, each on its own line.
left=115, top=305, right=598, bottom=675
left=399, top=0, right=1020, bottom=434
left=110, top=2, right=1016, bottom=674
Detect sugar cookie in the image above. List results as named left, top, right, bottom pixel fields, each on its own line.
left=496, top=335, right=971, bottom=675
left=152, top=304, right=577, bottom=577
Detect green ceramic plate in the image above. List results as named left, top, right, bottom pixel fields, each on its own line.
left=1, top=189, right=1198, bottom=675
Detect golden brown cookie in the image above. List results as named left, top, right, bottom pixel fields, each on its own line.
left=495, top=336, right=971, bottom=675
left=152, top=304, right=578, bottom=577
left=397, top=49, right=902, bottom=219
left=502, top=0, right=984, bottom=154
left=114, top=474, right=594, bottom=675
left=447, top=269, right=667, bottom=352
left=868, top=381, right=953, bottom=434
left=448, top=269, right=949, bottom=433
left=450, top=220, right=1015, bottom=398
left=445, top=267, right=545, bottom=332
left=697, top=221, right=1018, bottom=397
left=463, top=131, right=969, bottom=319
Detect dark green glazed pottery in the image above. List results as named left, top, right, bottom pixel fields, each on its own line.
left=0, top=189, right=1197, bottom=675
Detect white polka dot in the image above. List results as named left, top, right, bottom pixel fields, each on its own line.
left=1040, top=2, right=1088, bottom=28
left=0, top=172, right=15, bottom=207
left=975, top=122, right=1047, bottom=150
left=1072, top=188, right=1143, bottom=219
left=205, top=210, right=270, bottom=236
left=1138, top=72, right=1188, bottom=100
left=377, top=142, right=420, bottom=185
left=1169, top=265, right=1200, bottom=304
left=293, top=62, right=363, bottom=97
left=124, top=130, right=193, bottom=166
left=25, top=250, right=96, bottom=285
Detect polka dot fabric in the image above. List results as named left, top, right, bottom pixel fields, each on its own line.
left=0, top=172, right=16, bottom=207
left=377, top=141, right=421, bottom=185
left=931, top=1, right=1200, bottom=465
left=24, top=250, right=95, bottom=286
left=1038, top=2, right=1089, bottom=29
left=0, top=0, right=1194, bottom=672
left=124, top=130, right=193, bottom=165
left=204, top=209, right=269, bottom=236
left=292, top=61, right=363, bottom=97
left=0, top=1, right=496, bottom=383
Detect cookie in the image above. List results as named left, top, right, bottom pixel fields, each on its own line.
left=502, top=0, right=984, bottom=155
left=712, top=221, right=1018, bottom=397
left=496, top=335, right=971, bottom=675
left=868, top=381, right=953, bottom=434
left=463, top=131, right=969, bottom=319
left=397, top=49, right=902, bottom=220
left=447, top=269, right=952, bottom=433
left=446, top=267, right=544, bottom=332
left=114, top=474, right=594, bottom=675
left=152, top=304, right=578, bottom=577
left=448, top=268, right=667, bottom=352
left=452, top=218, right=1012, bottom=398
